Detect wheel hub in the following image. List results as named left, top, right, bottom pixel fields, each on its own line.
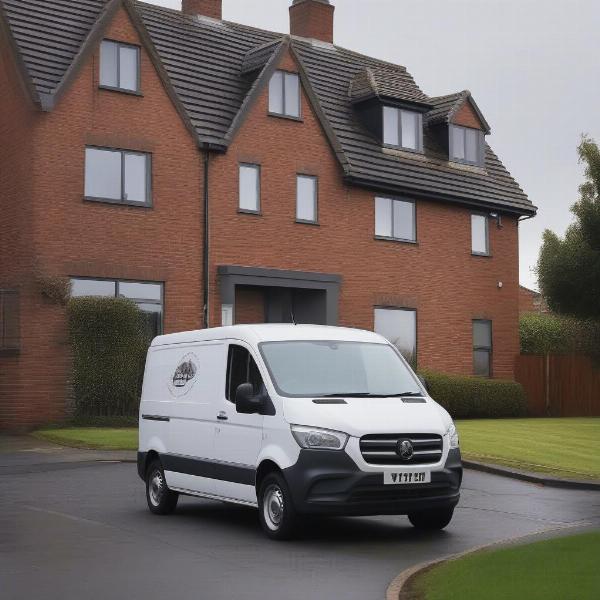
left=264, top=485, right=284, bottom=530
left=149, top=470, right=164, bottom=506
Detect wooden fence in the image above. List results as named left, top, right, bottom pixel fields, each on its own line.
left=515, top=354, right=600, bottom=417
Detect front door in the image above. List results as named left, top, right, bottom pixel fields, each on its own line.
left=211, top=342, right=264, bottom=504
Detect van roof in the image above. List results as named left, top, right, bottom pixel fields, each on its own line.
left=151, top=324, right=387, bottom=347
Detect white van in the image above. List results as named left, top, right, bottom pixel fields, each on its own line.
left=138, top=325, right=462, bottom=539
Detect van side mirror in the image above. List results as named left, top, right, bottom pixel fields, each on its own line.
left=235, top=383, right=265, bottom=415
left=418, top=375, right=430, bottom=394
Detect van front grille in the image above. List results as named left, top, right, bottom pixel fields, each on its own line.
left=359, top=433, right=443, bottom=466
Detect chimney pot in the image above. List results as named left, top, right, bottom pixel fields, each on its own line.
left=182, top=0, right=222, bottom=20
left=290, top=0, right=335, bottom=44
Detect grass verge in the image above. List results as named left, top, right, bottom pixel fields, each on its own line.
left=409, top=531, right=600, bottom=600
left=32, top=428, right=138, bottom=450
left=456, top=417, right=600, bottom=479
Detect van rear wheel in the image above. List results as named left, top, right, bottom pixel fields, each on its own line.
left=408, top=507, right=454, bottom=530
left=258, top=472, right=298, bottom=540
left=146, top=459, right=179, bottom=515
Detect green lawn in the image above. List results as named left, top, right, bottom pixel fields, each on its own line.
left=412, top=531, right=600, bottom=600
left=32, top=428, right=138, bottom=450
left=456, top=417, right=600, bottom=479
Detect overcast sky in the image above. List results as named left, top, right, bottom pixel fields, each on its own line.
left=145, top=0, right=600, bottom=290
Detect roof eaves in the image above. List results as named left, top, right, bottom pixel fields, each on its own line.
left=289, top=40, right=352, bottom=175
left=0, top=0, right=42, bottom=109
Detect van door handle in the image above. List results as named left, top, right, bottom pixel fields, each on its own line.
left=217, top=412, right=228, bottom=421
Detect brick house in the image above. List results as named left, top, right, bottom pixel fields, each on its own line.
left=519, top=285, right=548, bottom=314
left=0, top=0, right=536, bottom=431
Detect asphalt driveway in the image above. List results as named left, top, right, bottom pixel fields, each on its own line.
left=1, top=446, right=599, bottom=600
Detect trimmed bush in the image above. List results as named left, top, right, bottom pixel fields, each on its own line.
left=419, top=369, right=527, bottom=419
left=67, top=297, right=151, bottom=418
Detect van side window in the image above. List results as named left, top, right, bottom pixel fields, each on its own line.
left=226, top=345, right=264, bottom=402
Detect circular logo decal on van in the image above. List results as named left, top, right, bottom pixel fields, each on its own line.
left=168, top=353, right=199, bottom=398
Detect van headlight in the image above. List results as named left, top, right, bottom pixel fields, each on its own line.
left=291, top=425, right=348, bottom=450
left=446, top=423, right=460, bottom=449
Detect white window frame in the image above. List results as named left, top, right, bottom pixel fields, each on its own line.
left=84, top=147, right=152, bottom=206
left=383, top=106, right=423, bottom=152
left=269, top=70, right=301, bottom=119
left=99, top=39, right=141, bottom=93
left=238, top=163, right=261, bottom=214
left=374, top=306, right=417, bottom=365
left=374, top=196, right=416, bottom=242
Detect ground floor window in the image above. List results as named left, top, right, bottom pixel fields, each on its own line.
left=0, top=289, right=20, bottom=352
left=70, top=278, right=163, bottom=338
left=374, top=307, right=417, bottom=365
left=473, top=319, right=492, bottom=377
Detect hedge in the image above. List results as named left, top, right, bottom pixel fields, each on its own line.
left=419, top=369, right=527, bottom=419
left=67, top=297, right=151, bottom=418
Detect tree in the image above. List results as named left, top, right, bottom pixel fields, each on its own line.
left=537, top=136, right=600, bottom=319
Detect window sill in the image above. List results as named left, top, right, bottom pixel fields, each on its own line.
left=295, top=219, right=319, bottom=226
left=268, top=112, right=303, bottom=123
left=471, top=252, right=492, bottom=258
left=382, top=143, right=423, bottom=155
left=99, top=85, right=143, bottom=97
left=84, top=196, right=153, bottom=208
left=374, top=236, right=418, bottom=246
left=238, top=209, right=262, bottom=216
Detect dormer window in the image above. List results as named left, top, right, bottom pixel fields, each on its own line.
left=383, top=107, right=422, bottom=152
left=450, top=125, right=484, bottom=166
left=100, top=40, right=140, bottom=93
left=269, top=70, right=300, bottom=119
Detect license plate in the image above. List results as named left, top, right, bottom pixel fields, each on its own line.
left=384, top=471, right=431, bottom=485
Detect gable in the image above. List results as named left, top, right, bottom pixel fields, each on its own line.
left=453, top=99, right=485, bottom=131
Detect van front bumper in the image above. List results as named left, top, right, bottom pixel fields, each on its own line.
left=283, top=448, right=462, bottom=516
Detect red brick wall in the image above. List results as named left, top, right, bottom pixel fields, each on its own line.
left=182, top=0, right=222, bottom=19
left=453, top=100, right=483, bottom=130
left=0, top=7, right=204, bottom=430
left=289, top=0, right=335, bottom=43
left=209, top=49, right=520, bottom=379
left=235, top=287, right=266, bottom=324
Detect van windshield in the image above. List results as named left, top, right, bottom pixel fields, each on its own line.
left=259, top=340, right=421, bottom=398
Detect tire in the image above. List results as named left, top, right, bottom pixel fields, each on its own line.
left=258, top=472, right=298, bottom=540
left=145, top=459, right=179, bottom=515
left=408, top=507, right=454, bottom=530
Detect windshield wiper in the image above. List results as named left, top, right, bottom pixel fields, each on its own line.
left=320, top=391, right=423, bottom=398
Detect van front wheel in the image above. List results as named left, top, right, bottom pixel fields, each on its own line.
left=258, top=472, right=298, bottom=540
left=146, top=459, right=179, bottom=515
left=408, top=507, right=454, bottom=530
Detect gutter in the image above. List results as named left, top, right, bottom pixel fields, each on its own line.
left=202, top=149, right=210, bottom=328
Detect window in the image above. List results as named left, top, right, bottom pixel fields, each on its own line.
left=374, top=307, right=417, bottom=364
left=70, top=278, right=163, bottom=338
left=471, top=214, right=489, bottom=255
left=0, top=290, right=19, bottom=352
left=450, top=125, right=483, bottom=166
left=296, top=175, right=317, bottom=223
left=375, top=196, right=415, bottom=242
left=473, top=319, right=492, bottom=377
left=239, top=164, right=260, bottom=213
left=383, top=106, right=422, bottom=151
left=100, top=40, right=140, bottom=93
left=269, top=70, right=300, bottom=118
left=85, top=147, right=151, bottom=205
left=226, top=345, right=264, bottom=401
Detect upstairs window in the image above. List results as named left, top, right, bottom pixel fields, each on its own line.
left=473, top=319, right=492, bottom=377
left=450, top=125, right=484, bottom=166
left=239, top=164, right=260, bottom=213
left=375, top=196, right=416, bottom=242
left=100, top=40, right=140, bottom=93
left=471, top=214, right=489, bottom=255
left=85, top=147, right=151, bottom=206
left=269, top=70, right=300, bottom=118
left=296, top=175, right=318, bottom=223
left=383, top=107, right=422, bottom=151
left=0, top=290, right=19, bottom=353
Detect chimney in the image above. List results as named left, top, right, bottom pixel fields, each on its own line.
left=289, top=0, right=335, bottom=44
left=182, top=0, right=222, bottom=19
